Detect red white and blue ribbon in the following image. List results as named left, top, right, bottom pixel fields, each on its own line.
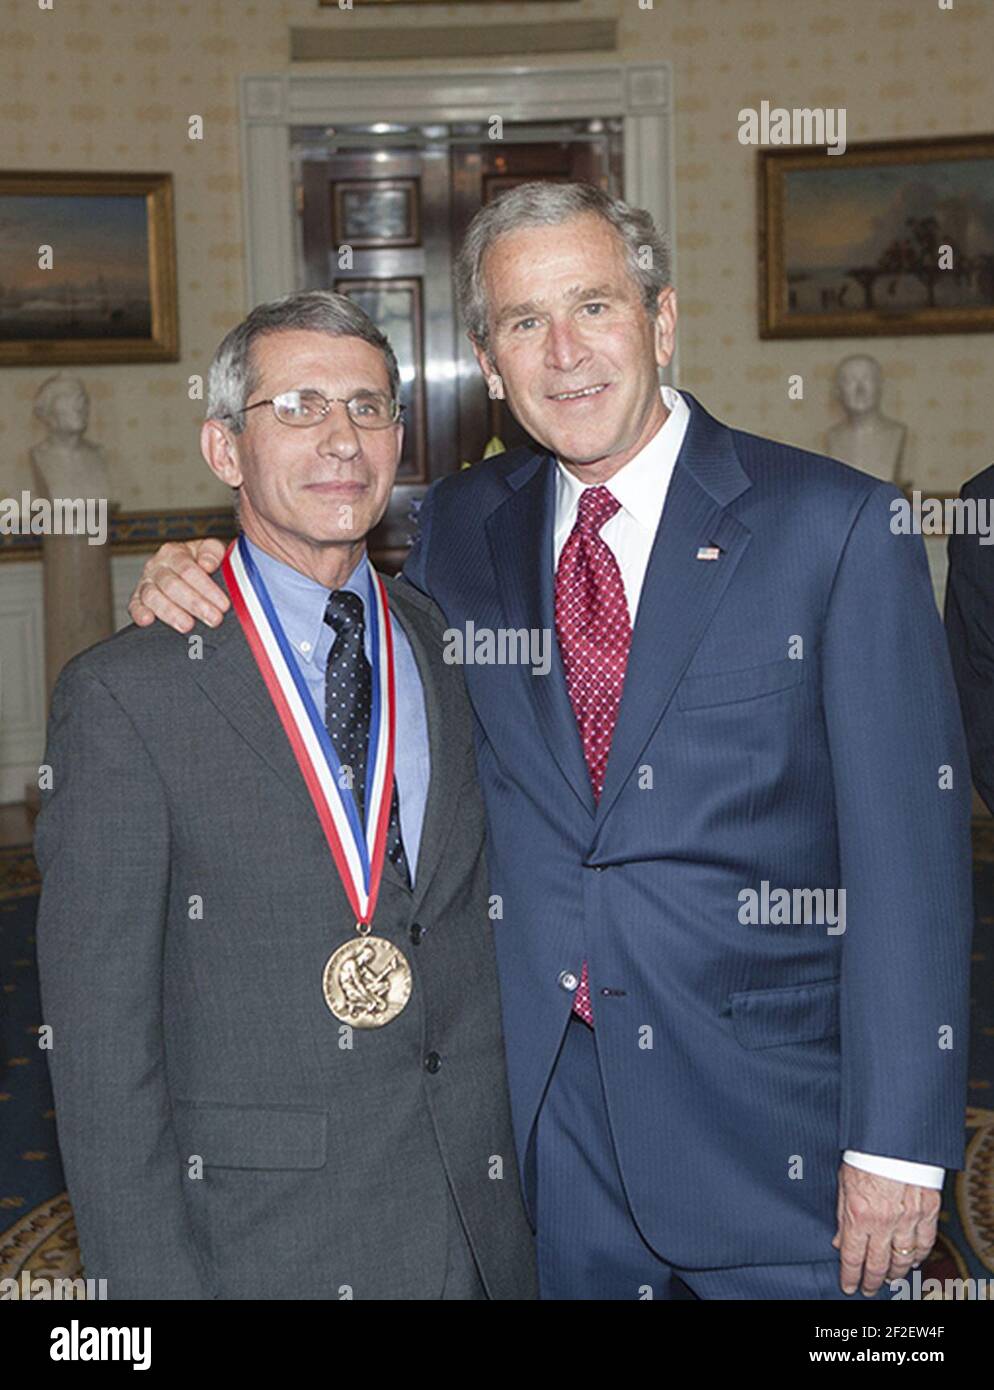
left=222, top=536, right=397, bottom=927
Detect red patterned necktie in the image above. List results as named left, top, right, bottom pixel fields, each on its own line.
left=554, top=485, right=633, bottom=1025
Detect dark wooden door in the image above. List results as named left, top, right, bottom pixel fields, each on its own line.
left=293, top=122, right=623, bottom=571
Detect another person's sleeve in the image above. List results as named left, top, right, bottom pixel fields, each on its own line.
left=821, top=482, right=973, bottom=1170
left=944, top=481, right=994, bottom=814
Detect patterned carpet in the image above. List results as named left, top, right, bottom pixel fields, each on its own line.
left=0, top=845, right=80, bottom=1292
left=2, top=836, right=992, bottom=1297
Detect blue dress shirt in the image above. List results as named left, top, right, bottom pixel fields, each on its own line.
left=244, top=537, right=430, bottom=882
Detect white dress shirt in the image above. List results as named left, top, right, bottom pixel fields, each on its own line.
left=552, top=385, right=944, bottom=1192
left=554, top=385, right=690, bottom=621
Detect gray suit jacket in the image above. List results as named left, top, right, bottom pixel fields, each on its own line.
left=34, top=569, right=537, bottom=1300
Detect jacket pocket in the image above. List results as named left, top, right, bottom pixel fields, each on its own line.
left=726, top=978, right=841, bottom=1050
left=677, top=657, right=804, bottom=710
left=173, top=1100, right=327, bottom=1170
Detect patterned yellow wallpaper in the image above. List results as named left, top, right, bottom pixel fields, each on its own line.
left=0, top=0, right=992, bottom=507
left=632, top=0, right=994, bottom=492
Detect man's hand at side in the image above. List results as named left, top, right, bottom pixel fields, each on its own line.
left=833, top=1161, right=941, bottom=1296
left=128, top=538, right=229, bottom=632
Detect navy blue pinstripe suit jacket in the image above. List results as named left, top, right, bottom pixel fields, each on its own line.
left=404, top=391, right=973, bottom=1268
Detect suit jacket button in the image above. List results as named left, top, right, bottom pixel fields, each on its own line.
left=558, top=971, right=579, bottom=992
left=424, top=1051, right=442, bottom=1074
left=410, top=921, right=424, bottom=945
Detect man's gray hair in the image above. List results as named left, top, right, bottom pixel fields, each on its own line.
left=454, top=181, right=671, bottom=350
left=206, top=289, right=400, bottom=433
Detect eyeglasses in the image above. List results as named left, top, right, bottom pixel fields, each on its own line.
left=226, top=388, right=403, bottom=431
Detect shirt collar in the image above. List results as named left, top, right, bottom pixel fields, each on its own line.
left=554, top=385, right=691, bottom=542
left=242, top=535, right=371, bottom=664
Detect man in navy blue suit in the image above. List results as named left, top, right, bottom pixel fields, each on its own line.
left=130, top=183, right=972, bottom=1301
left=945, top=464, right=994, bottom=816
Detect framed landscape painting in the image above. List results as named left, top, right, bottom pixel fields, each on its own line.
left=319, top=0, right=575, bottom=4
left=0, top=171, right=178, bottom=365
left=759, top=136, right=994, bottom=338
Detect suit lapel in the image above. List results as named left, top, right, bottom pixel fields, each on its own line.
left=190, top=593, right=317, bottom=814
left=485, top=455, right=597, bottom=818
left=382, top=577, right=462, bottom=911
left=593, top=395, right=754, bottom=831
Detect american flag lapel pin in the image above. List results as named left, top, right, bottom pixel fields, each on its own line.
left=696, top=544, right=722, bottom=561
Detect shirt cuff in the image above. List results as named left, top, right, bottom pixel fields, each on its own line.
left=842, top=1149, right=945, bottom=1189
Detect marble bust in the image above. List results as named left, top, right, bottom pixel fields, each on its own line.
left=30, top=375, right=115, bottom=700
left=826, top=355, right=907, bottom=485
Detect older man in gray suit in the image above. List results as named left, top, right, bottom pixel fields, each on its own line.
left=34, top=290, right=536, bottom=1301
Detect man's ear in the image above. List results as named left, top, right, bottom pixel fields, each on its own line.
left=200, top=419, right=245, bottom=490
left=471, top=337, right=504, bottom=401
left=653, top=286, right=678, bottom=371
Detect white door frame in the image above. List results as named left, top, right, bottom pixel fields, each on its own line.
left=238, top=61, right=677, bottom=377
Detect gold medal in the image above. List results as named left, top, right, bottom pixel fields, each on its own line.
left=323, top=930, right=412, bottom=1027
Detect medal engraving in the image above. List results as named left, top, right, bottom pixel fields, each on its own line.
left=323, top=935, right=412, bottom=1027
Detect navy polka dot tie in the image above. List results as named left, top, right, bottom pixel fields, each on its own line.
left=324, top=590, right=410, bottom=886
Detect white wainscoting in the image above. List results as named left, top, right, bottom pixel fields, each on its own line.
left=0, top=554, right=145, bottom=804
left=924, top=539, right=949, bottom=618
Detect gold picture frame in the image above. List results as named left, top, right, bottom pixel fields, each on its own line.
left=318, top=0, right=577, bottom=4
left=0, top=170, right=179, bottom=366
left=759, top=135, right=994, bottom=339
